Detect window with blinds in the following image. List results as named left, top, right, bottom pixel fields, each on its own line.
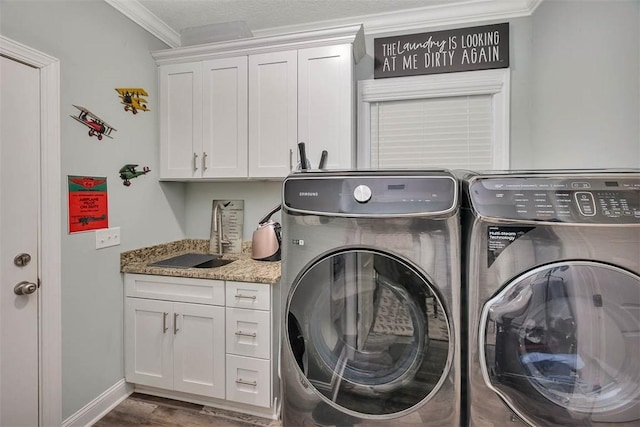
left=358, top=69, right=510, bottom=171
left=370, top=94, right=493, bottom=170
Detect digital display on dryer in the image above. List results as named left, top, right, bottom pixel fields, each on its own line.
left=469, top=177, right=640, bottom=223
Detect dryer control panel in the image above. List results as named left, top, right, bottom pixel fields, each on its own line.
left=469, top=175, right=640, bottom=224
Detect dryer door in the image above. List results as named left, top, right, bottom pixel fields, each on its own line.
left=481, top=261, right=640, bottom=426
left=285, top=248, right=452, bottom=418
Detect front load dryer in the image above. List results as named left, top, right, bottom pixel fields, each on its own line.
left=280, top=170, right=461, bottom=426
left=460, top=170, right=640, bottom=426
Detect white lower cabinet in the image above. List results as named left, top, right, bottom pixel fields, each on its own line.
left=125, top=296, right=225, bottom=399
left=124, top=274, right=276, bottom=416
left=224, top=280, right=272, bottom=408
left=173, top=302, right=225, bottom=397
left=226, top=307, right=270, bottom=360
left=226, top=354, right=271, bottom=408
left=125, top=298, right=174, bottom=390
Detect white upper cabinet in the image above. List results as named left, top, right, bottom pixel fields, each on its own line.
left=153, top=25, right=365, bottom=181
left=202, top=57, right=248, bottom=178
left=248, top=51, right=298, bottom=178
left=159, top=63, right=202, bottom=179
left=298, top=44, right=355, bottom=170
left=160, top=58, right=248, bottom=179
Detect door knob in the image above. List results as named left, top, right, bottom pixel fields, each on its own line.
left=14, top=281, right=38, bottom=295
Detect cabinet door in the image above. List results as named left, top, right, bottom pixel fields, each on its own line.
left=298, top=44, right=355, bottom=170
left=159, top=62, right=203, bottom=179
left=173, top=302, right=225, bottom=399
left=202, top=57, right=248, bottom=178
left=248, top=51, right=298, bottom=178
left=125, top=298, right=174, bottom=389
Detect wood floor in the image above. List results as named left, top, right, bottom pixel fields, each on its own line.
left=94, top=393, right=281, bottom=427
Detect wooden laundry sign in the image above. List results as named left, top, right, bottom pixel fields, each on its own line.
left=374, top=23, right=509, bottom=78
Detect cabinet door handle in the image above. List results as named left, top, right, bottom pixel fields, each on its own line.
left=235, top=330, right=257, bottom=338
left=162, top=312, right=168, bottom=333
left=235, top=294, right=256, bottom=300
left=236, top=378, right=257, bottom=387
left=202, top=152, right=208, bottom=171
left=174, top=313, right=179, bottom=334
left=289, top=149, right=293, bottom=170
left=193, top=153, right=199, bottom=171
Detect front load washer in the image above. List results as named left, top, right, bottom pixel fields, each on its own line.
left=460, top=170, right=640, bottom=426
left=280, top=170, right=461, bottom=426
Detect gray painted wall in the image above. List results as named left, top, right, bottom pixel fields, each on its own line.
left=1, top=0, right=185, bottom=419
left=2, top=0, right=639, bottom=421
left=184, top=181, right=283, bottom=243
left=530, top=0, right=640, bottom=168
left=356, top=1, right=639, bottom=170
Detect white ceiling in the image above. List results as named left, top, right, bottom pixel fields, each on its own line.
left=138, top=0, right=457, bottom=34
left=106, top=0, right=542, bottom=47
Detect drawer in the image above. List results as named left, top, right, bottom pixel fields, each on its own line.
left=225, top=281, right=270, bottom=310
left=125, top=274, right=225, bottom=306
left=226, top=308, right=270, bottom=359
left=226, top=354, right=271, bottom=408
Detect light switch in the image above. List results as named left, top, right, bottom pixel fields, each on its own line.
left=95, top=227, right=121, bottom=249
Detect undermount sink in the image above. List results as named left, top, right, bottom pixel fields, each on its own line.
left=192, top=258, right=235, bottom=268
left=149, top=253, right=236, bottom=269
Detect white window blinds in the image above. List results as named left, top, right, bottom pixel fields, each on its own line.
left=370, top=94, right=494, bottom=170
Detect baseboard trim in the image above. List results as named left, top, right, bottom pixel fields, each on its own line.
left=62, top=379, right=133, bottom=427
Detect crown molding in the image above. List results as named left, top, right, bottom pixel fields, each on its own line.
left=104, top=0, right=181, bottom=48
left=105, top=0, right=543, bottom=48
left=152, top=24, right=365, bottom=65
left=253, top=0, right=544, bottom=37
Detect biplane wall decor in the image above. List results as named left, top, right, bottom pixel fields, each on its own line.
left=70, top=105, right=116, bottom=140
left=115, top=88, right=150, bottom=114
left=119, top=164, right=150, bottom=186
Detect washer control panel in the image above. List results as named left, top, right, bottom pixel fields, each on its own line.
left=284, top=171, right=457, bottom=216
left=469, top=175, right=640, bottom=224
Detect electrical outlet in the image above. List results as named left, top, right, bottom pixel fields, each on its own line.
left=96, top=227, right=121, bottom=249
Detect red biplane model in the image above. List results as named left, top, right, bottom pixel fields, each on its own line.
left=70, top=105, right=116, bottom=140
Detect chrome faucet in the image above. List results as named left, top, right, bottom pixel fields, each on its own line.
left=213, top=203, right=230, bottom=255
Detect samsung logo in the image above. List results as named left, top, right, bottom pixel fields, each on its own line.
left=299, top=192, right=319, bottom=197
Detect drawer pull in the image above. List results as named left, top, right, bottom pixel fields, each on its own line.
left=235, top=331, right=257, bottom=338
left=236, top=378, right=257, bottom=387
left=235, top=294, right=256, bottom=300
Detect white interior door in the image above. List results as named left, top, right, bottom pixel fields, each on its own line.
left=0, top=55, right=41, bottom=426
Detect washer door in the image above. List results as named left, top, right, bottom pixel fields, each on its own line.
left=286, top=249, right=451, bottom=418
left=481, top=261, right=640, bottom=425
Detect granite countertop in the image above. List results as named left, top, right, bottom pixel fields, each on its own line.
left=120, top=239, right=280, bottom=285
